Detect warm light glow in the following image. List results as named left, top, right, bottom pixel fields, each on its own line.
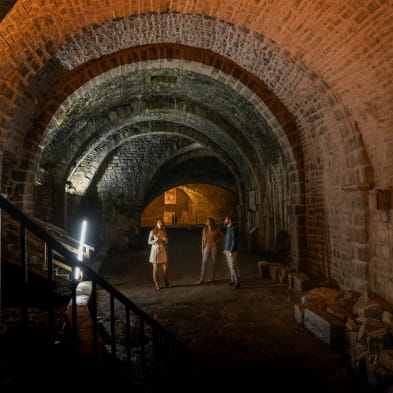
left=74, top=220, right=87, bottom=280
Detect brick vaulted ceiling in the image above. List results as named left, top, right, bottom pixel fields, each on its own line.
left=38, top=65, right=277, bottom=198
left=0, top=1, right=392, bottom=297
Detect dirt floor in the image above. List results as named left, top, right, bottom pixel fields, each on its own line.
left=98, top=226, right=380, bottom=393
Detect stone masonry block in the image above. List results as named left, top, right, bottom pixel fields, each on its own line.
left=277, top=265, right=293, bottom=284
left=379, top=351, right=393, bottom=373
left=257, top=261, right=270, bottom=278
left=288, top=271, right=312, bottom=292
left=367, top=328, right=393, bottom=352
left=357, top=319, right=387, bottom=346
left=294, top=303, right=306, bottom=324
left=346, top=317, right=361, bottom=332
left=269, top=263, right=283, bottom=282
left=326, top=305, right=350, bottom=322
left=303, top=306, right=346, bottom=346
left=302, top=287, right=345, bottom=311
left=357, top=303, right=384, bottom=319
left=347, top=330, right=367, bottom=359
left=383, top=311, right=393, bottom=324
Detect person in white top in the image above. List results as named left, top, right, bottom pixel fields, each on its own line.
left=148, top=219, right=171, bottom=290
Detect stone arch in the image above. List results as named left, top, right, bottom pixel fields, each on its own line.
left=3, top=10, right=375, bottom=282
left=15, top=47, right=304, bottom=206
left=0, top=0, right=390, bottom=296
left=62, top=129, right=242, bottom=248
left=0, top=8, right=376, bottom=221
left=5, top=12, right=368, bottom=197
left=8, top=46, right=308, bottom=272
left=66, top=121, right=249, bottom=193
left=142, top=150, right=239, bottom=207
left=41, top=64, right=282, bottom=196
left=69, top=128, right=243, bottom=202
left=28, top=57, right=304, bottom=267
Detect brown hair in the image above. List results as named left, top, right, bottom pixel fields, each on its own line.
left=206, top=217, right=216, bottom=229
left=153, top=218, right=166, bottom=235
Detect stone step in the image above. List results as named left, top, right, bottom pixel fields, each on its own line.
left=303, top=305, right=346, bottom=347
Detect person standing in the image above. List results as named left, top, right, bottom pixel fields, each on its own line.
left=148, top=219, right=171, bottom=290
left=196, top=217, right=224, bottom=285
left=223, top=216, right=240, bottom=289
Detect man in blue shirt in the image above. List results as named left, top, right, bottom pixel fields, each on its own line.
left=223, top=216, right=240, bottom=289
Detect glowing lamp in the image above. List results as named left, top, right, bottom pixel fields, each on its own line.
left=74, top=219, right=87, bottom=280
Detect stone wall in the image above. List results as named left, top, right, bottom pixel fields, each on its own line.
left=1, top=1, right=393, bottom=294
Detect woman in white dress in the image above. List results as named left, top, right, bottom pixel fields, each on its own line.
left=148, top=219, right=171, bottom=290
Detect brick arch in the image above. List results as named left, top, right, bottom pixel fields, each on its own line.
left=142, top=154, right=238, bottom=208
left=1, top=4, right=389, bottom=184
left=3, top=10, right=372, bottom=200
left=0, top=6, right=377, bottom=223
left=0, top=1, right=16, bottom=22
left=35, top=54, right=303, bottom=204
left=8, top=43, right=307, bottom=271
left=142, top=149, right=238, bottom=206
left=0, top=0, right=389, bottom=293
left=35, top=62, right=291, bottom=248
left=65, top=124, right=245, bottom=199
left=42, top=92, right=264, bottom=182
left=4, top=10, right=374, bottom=281
left=141, top=183, right=239, bottom=228
left=44, top=124, right=246, bottom=227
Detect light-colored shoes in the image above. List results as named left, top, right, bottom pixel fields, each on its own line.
left=154, top=281, right=160, bottom=290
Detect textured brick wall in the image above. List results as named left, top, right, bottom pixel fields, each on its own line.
left=0, top=1, right=392, bottom=296
left=89, top=135, right=190, bottom=247
left=64, top=134, right=238, bottom=247
left=369, top=190, right=393, bottom=303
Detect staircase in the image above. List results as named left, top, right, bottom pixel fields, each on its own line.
left=2, top=215, right=94, bottom=283
left=0, top=194, right=193, bottom=391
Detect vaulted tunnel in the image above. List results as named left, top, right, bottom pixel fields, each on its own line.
left=1, top=1, right=392, bottom=303
left=30, top=59, right=300, bottom=265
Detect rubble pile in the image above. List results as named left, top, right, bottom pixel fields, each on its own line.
left=257, top=259, right=393, bottom=390
left=296, top=287, right=393, bottom=389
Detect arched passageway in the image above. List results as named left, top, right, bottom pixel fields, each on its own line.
left=141, top=184, right=238, bottom=227
left=1, top=1, right=393, bottom=305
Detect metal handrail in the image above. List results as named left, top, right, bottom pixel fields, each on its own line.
left=33, top=216, right=95, bottom=252
left=0, top=193, right=192, bottom=388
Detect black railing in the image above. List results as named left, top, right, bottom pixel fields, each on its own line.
left=0, top=194, right=192, bottom=390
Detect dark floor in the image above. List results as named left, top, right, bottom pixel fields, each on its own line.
left=97, top=226, right=381, bottom=393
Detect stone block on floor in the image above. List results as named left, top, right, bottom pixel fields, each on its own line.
left=378, top=350, right=393, bottom=375
left=303, top=305, right=346, bottom=346
left=301, top=287, right=346, bottom=312
left=294, top=303, right=306, bottom=324
left=269, top=262, right=283, bottom=282
left=288, top=271, right=313, bottom=292
left=326, top=305, right=350, bottom=322
left=257, top=260, right=270, bottom=278
left=276, top=265, right=294, bottom=284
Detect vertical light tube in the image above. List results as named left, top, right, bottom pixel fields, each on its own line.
left=75, top=219, right=87, bottom=280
